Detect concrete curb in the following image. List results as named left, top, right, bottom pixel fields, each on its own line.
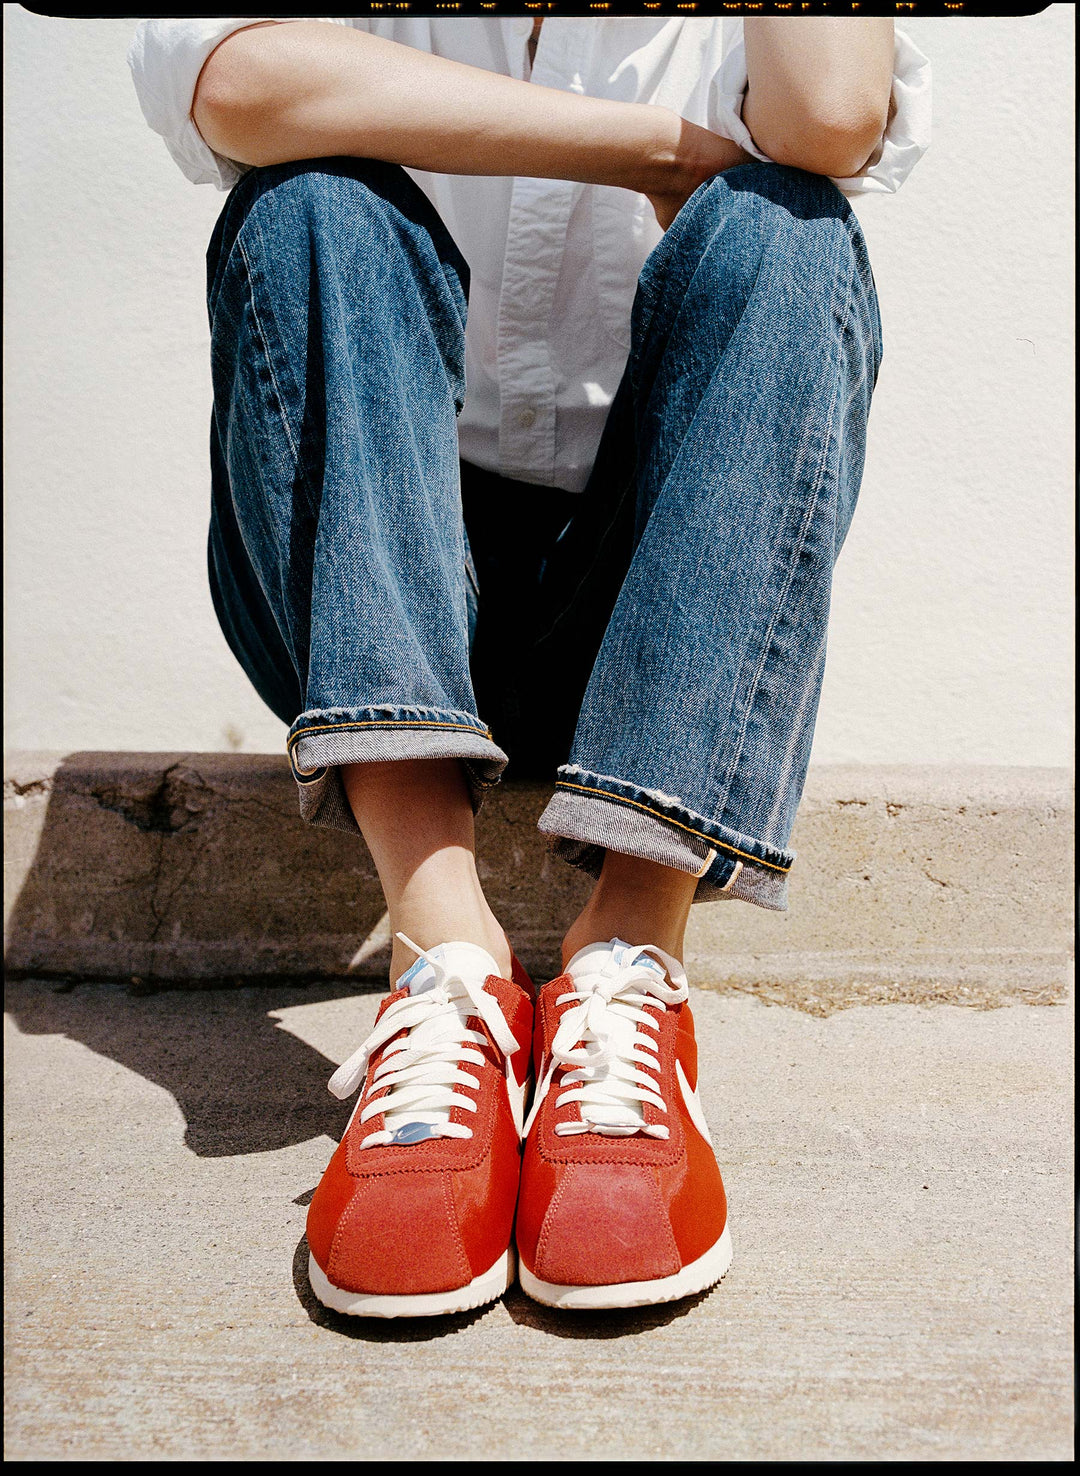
left=3, top=752, right=1073, bottom=1011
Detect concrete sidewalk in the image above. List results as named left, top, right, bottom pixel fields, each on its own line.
left=4, top=976, right=1072, bottom=1461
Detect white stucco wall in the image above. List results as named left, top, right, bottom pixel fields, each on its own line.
left=4, top=7, right=1074, bottom=765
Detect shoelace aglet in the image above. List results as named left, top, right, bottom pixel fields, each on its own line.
left=394, top=930, right=442, bottom=973
left=327, top=1044, right=372, bottom=1101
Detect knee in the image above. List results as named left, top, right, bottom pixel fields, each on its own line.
left=666, top=163, right=858, bottom=287
left=222, top=157, right=468, bottom=316
left=721, top=161, right=848, bottom=219
left=632, top=160, right=879, bottom=380
left=239, top=157, right=418, bottom=241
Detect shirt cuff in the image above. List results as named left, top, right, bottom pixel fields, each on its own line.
left=128, top=17, right=351, bottom=191
left=709, top=24, right=932, bottom=197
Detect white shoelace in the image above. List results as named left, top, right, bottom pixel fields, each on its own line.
left=327, top=934, right=519, bottom=1150
left=523, top=941, right=690, bottom=1141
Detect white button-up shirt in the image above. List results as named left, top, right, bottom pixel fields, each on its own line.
left=130, top=17, right=931, bottom=492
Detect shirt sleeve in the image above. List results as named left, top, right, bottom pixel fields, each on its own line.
left=708, top=24, right=932, bottom=196
left=127, top=17, right=356, bottom=190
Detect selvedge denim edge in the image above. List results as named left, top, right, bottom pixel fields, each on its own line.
left=288, top=704, right=508, bottom=830
left=538, top=763, right=791, bottom=909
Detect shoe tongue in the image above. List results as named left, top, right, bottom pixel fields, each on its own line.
left=397, top=941, right=502, bottom=996
left=564, top=938, right=667, bottom=983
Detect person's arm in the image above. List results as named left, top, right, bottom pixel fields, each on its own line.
left=192, top=20, right=749, bottom=227
left=741, top=17, right=895, bottom=181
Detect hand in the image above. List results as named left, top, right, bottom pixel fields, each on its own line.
left=646, top=188, right=697, bottom=232
left=644, top=118, right=753, bottom=231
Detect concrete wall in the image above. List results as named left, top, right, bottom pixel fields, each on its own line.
left=4, top=7, right=1075, bottom=766
left=5, top=753, right=1073, bottom=1003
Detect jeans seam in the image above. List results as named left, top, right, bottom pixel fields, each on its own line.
left=236, top=235, right=301, bottom=469
left=553, top=779, right=791, bottom=874
left=712, top=239, right=858, bottom=820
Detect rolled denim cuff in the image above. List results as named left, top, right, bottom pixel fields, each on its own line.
left=537, top=765, right=793, bottom=911
left=287, top=705, right=507, bottom=834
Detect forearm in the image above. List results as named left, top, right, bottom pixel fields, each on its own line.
left=193, top=20, right=744, bottom=200
left=742, top=17, right=894, bottom=179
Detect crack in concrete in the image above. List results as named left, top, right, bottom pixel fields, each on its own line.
left=4, top=778, right=52, bottom=799
left=144, top=840, right=207, bottom=979
left=12, top=761, right=292, bottom=832
left=41, top=759, right=293, bottom=983
left=87, top=761, right=219, bottom=836
left=138, top=766, right=230, bottom=979
left=84, top=764, right=288, bottom=833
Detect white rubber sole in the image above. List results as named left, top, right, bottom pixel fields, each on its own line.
left=518, top=1224, right=732, bottom=1310
left=308, top=1248, right=514, bottom=1319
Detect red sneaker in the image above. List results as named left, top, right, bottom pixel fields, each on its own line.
left=306, top=936, right=534, bottom=1317
left=516, top=939, right=731, bottom=1309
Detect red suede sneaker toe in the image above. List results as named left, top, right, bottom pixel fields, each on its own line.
left=516, top=939, right=731, bottom=1309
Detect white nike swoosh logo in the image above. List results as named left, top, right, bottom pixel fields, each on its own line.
left=505, top=1060, right=529, bottom=1139
left=675, top=1059, right=713, bottom=1145
left=520, top=1057, right=557, bottom=1140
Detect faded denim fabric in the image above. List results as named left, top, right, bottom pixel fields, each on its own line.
left=207, top=158, right=503, bottom=836
left=207, top=158, right=880, bottom=908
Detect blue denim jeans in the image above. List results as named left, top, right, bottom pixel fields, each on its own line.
left=207, top=157, right=881, bottom=909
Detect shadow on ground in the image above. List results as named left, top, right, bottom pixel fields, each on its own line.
left=3, top=974, right=366, bottom=1156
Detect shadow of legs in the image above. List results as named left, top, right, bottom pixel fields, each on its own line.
left=3, top=977, right=380, bottom=1157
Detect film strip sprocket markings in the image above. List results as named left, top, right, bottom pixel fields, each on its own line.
left=18, top=4, right=1056, bottom=18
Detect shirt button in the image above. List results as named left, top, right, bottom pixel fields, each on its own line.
left=517, top=407, right=537, bottom=429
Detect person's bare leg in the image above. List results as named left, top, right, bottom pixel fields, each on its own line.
left=560, top=849, right=698, bottom=967
left=342, top=757, right=512, bottom=984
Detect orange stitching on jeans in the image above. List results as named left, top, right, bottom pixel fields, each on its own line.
left=288, top=719, right=494, bottom=776
left=553, top=780, right=791, bottom=874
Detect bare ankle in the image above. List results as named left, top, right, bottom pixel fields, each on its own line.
left=341, top=758, right=513, bottom=985
left=562, top=850, right=697, bottom=967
